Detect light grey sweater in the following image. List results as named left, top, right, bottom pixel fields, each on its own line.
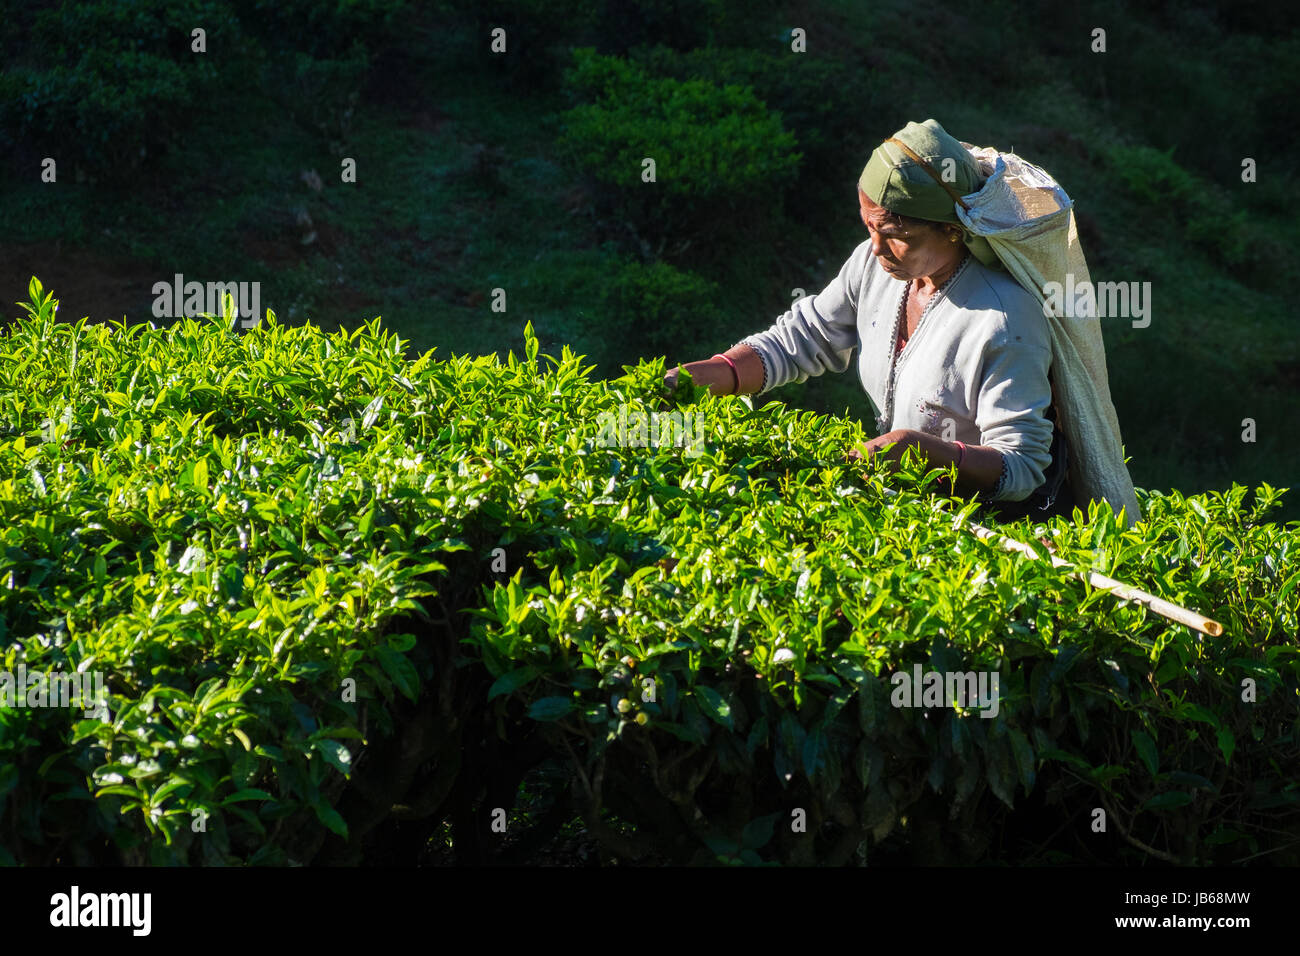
left=738, top=241, right=1054, bottom=501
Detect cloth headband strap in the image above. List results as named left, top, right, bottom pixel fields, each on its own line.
left=884, top=137, right=971, bottom=213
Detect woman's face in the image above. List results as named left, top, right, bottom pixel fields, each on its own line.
left=857, top=188, right=960, bottom=281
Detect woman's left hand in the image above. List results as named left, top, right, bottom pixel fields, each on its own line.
left=846, top=430, right=908, bottom=462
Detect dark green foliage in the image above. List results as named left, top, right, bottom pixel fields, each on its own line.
left=557, top=47, right=801, bottom=256
left=450, top=0, right=782, bottom=85
left=0, top=0, right=407, bottom=180
left=1, top=0, right=242, bottom=179
left=626, top=44, right=882, bottom=190
left=1108, top=145, right=1199, bottom=206
left=2, top=281, right=1296, bottom=865
left=591, top=0, right=731, bottom=54
left=559, top=48, right=801, bottom=197
left=586, top=260, right=725, bottom=368
left=229, top=0, right=410, bottom=60
left=457, top=0, right=605, bottom=90
left=1106, top=145, right=1252, bottom=268
left=261, top=45, right=370, bottom=148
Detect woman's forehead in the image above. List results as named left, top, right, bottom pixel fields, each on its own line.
left=858, top=188, right=902, bottom=224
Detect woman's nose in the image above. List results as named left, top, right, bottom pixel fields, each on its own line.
left=865, top=225, right=884, bottom=257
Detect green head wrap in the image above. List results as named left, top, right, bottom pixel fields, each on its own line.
left=858, top=119, right=1001, bottom=269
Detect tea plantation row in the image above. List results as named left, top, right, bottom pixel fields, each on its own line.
left=1, top=281, right=1296, bottom=865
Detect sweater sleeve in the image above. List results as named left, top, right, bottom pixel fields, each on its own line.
left=976, top=324, right=1054, bottom=502
left=735, top=244, right=866, bottom=394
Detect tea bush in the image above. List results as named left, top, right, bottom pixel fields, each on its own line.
left=1, top=0, right=243, bottom=179
left=557, top=48, right=801, bottom=257
left=626, top=44, right=881, bottom=190
left=1, top=280, right=1296, bottom=865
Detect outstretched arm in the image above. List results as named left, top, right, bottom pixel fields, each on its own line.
left=663, top=343, right=765, bottom=396
left=669, top=243, right=869, bottom=398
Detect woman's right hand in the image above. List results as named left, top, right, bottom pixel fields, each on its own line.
left=664, top=348, right=762, bottom=396
left=663, top=359, right=729, bottom=394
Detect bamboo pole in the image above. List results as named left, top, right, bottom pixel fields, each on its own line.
left=878, top=488, right=1225, bottom=636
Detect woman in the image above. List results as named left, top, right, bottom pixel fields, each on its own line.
left=665, top=119, right=1076, bottom=520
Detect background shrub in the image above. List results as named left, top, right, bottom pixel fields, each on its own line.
left=557, top=47, right=801, bottom=257
left=627, top=44, right=881, bottom=194
left=0, top=0, right=243, bottom=180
